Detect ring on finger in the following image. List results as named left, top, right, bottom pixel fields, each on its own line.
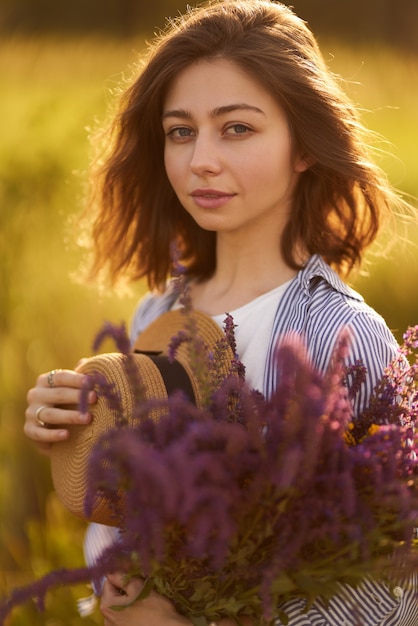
left=35, top=405, right=48, bottom=427
left=47, top=369, right=57, bottom=388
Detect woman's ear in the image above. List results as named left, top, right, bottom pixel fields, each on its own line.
left=295, top=153, right=315, bottom=173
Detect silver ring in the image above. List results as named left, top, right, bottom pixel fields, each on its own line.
left=47, top=369, right=57, bottom=388
left=35, top=405, right=47, bottom=427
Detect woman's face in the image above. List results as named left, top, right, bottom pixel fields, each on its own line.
left=162, top=58, right=308, bottom=240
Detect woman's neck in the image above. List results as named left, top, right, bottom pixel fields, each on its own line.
left=190, top=233, right=297, bottom=315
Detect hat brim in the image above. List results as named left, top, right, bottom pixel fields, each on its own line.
left=50, top=308, right=234, bottom=525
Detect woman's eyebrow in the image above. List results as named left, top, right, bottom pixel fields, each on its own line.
left=162, top=108, right=192, bottom=121
left=162, top=103, right=265, bottom=121
left=211, top=103, right=265, bottom=117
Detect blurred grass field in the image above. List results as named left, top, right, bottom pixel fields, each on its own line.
left=0, top=37, right=417, bottom=624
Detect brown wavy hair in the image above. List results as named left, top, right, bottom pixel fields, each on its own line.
left=86, top=0, right=404, bottom=290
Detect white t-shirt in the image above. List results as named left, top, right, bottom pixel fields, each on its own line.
left=212, top=281, right=290, bottom=392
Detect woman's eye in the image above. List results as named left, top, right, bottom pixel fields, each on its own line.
left=225, top=124, right=251, bottom=136
left=166, top=127, right=194, bottom=140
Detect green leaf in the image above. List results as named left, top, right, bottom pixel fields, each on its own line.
left=268, top=572, right=297, bottom=595
left=190, top=617, right=209, bottom=626
left=189, top=580, right=216, bottom=603
left=136, top=577, right=155, bottom=600
left=276, top=609, right=290, bottom=625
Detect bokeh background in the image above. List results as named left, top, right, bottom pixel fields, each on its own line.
left=0, top=0, right=417, bottom=623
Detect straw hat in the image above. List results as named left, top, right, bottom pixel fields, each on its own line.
left=50, top=309, right=234, bottom=524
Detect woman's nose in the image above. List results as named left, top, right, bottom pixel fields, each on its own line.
left=190, top=134, right=222, bottom=176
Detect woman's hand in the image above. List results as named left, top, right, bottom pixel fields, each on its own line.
left=100, top=573, right=191, bottom=626
left=24, top=366, right=96, bottom=455
left=100, top=572, right=255, bottom=626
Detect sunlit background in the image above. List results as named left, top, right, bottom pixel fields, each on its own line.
left=1, top=1, right=417, bottom=623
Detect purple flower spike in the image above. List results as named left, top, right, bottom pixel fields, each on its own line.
left=403, top=325, right=418, bottom=352
left=92, top=321, right=131, bottom=354
left=79, top=373, right=95, bottom=414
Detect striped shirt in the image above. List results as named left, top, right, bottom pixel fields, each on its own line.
left=86, top=254, right=417, bottom=625
left=132, top=254, right=398, bottom=413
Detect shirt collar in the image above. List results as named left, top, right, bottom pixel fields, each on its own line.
left=298, top=254, right=364, bottom=302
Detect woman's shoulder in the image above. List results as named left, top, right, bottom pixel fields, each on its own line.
left=295, top=255, right=396, bottom=343
left=276, top=255, right=399, bottom=379
left=266, top=256, right=400, bottom=413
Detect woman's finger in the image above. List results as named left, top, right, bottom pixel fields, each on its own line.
left=24, top=405, right=92, bottom=440
left=36, top=368, right=89, bottom=390
left=104, top=572, right=144, bottom=606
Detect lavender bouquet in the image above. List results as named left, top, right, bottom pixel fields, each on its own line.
left=1, top=314, right=417, bottom=625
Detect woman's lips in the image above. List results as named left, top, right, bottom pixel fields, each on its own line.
left=190, top=189, right=236, bottom=209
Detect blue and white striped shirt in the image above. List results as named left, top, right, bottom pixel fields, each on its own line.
left=132, top=255, right=398, bottom=412
left=87, top=254, right=417, bottom=625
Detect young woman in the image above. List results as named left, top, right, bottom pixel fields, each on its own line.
left=24, top=1, right=417, bottom=624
